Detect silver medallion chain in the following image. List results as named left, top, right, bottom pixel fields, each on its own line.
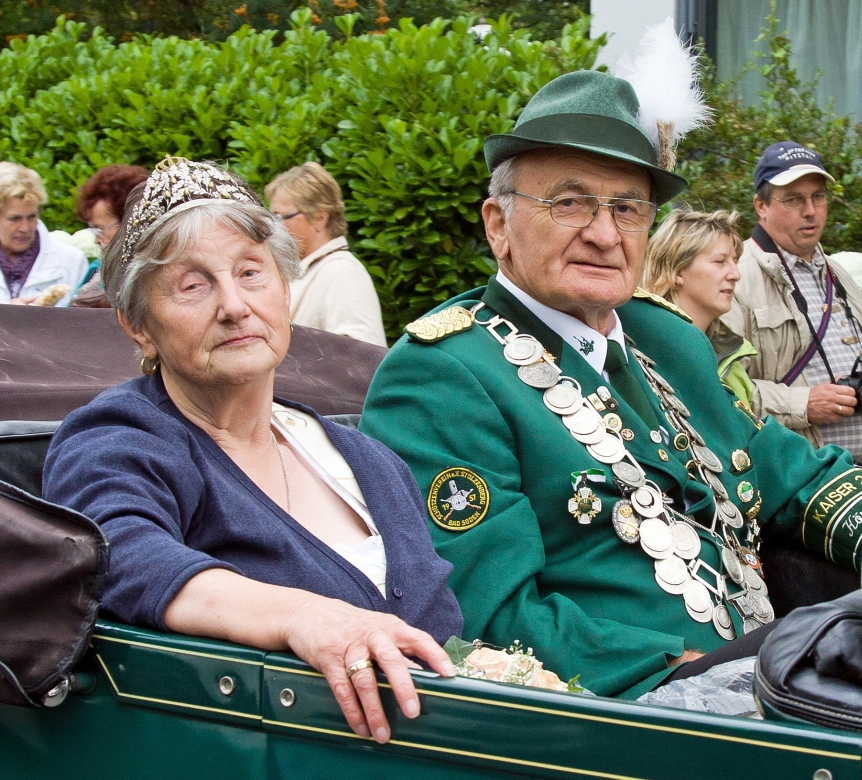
left=470, top=302, right=774, bottom=639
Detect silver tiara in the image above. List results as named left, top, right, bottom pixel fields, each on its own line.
left=121, top=156, right=257, bottom=267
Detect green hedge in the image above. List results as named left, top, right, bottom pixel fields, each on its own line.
left=0, top=13, right=603, bottom=339
left=676, top=12, right=862, bottom=254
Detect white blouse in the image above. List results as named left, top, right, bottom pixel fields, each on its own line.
left=271, top=405, right=387, bottom=597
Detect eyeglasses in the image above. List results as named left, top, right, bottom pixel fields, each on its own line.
left=87, top=221, right=120, bottom=239
left=272, top=211, right=301, bottom=222
left=508, top=191, right=657, bottom=232
left=773, top=191, right=831, bottom=210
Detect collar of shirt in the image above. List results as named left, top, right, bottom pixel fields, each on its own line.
left=299, top=235, right=349, bottom=277
left=494, top=269, right=627, bottom=376
left=784, top=244, right=826, bottom=273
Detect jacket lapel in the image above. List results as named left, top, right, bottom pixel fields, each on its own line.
left=481, top=279, right=690, bottom=490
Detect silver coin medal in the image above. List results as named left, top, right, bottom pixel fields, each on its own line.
left=639, top=517, right=674, bottom=559
left=712, top=604, right=736, bottom=640
left=518, top=362, right=560, bottom=389
left=564, top=405, right=607, bottom=445
left=717, top=499, right=744, bottom=529
left=630, top=484, right=664, bottom=517
left=682, top=579, right=714, bottom=623
left=503, top=334, right=545, bottom=365
left=655, top=556, right=691, bottom=595
left=692, top=443, right=722, bottom=473
left=543, top=378, right=583, bottom=416
left=721, top=546, right=745, bottom=585
left=586, top=430, right=627, bottom=464
left=702, top=469, right=729, bottom=500
left=611, top=461, right=646, bottom=489
left=743, top=562, right=768, bottom=594
left=747, top=590, right=775, bottom=624
left=670, top=521, right=701, bottom=560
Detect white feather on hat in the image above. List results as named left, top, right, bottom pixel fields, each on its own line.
left=615, top=17, right=712, bottom=171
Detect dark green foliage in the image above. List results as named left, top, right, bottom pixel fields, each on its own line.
left=1, top=0, right=555, bottom=44
left=676, top=11, right=862, bottom=254
left=0, top=14, right=602, bottom=340
left=465, top=0, right=589, bottom=42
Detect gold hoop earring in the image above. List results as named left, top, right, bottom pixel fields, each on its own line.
left=141, top=355, right=160, bottom=375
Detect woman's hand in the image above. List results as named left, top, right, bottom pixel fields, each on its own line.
left=280, top=595, right=455, bottom=743
left=163, top=569, right=455, bottom=743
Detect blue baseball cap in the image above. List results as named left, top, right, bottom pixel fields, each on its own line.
left=754, top=141, right=835, bottom=191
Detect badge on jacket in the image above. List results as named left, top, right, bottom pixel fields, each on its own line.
left=427, top=468, right=490, bottom=531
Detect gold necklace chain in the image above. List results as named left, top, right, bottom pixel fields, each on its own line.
left=271, top=430, right=292, bottom=513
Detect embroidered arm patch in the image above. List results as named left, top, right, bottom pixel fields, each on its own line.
left=802, top=468, right=862, bottom=571
left=427, top=468, right=490, bottom=531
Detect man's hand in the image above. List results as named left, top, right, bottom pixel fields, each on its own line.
left=669, top=650, right=705, bottom=667
left=9, top=295, right=38, bottom=305
left=807, top=382, right=857, bottom=424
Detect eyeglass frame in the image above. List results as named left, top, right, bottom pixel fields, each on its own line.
left=771, top=190, right=831, bottom=210
left=272, top=211, right=302, bottom=222
left=87, top=220, right=121, bottom=239
left=505, top=191, right=658, bottom=233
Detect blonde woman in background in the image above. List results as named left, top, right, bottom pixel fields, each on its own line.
left=643, top=209, right=757, bottom=406
left=265, top=163, right=387, bottom=347
left=0, top=162, right=88, bottom=305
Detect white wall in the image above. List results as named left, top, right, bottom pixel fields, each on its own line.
left=590, top=0, right=676, bottom=71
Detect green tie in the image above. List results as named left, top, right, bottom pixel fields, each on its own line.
left=603, top=341, right=661, bottom=431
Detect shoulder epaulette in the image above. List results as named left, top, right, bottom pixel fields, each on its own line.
left=404, top=305, right=475, bottom=343
left=632, top=287, right=693, bottom=322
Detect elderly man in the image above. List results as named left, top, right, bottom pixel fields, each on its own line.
left=360, top=72, right=862, bottom=699
left=723, top=142, right=862, bottom=461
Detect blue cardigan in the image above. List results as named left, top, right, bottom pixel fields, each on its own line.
left=43, top=375, right=462, bottom=643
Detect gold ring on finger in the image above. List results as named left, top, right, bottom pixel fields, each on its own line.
left=345, top=659, right=374, bottom=678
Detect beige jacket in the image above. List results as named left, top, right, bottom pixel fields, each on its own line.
left=722, top=236, right=862, bottom=448
left=289, top=237, right=387, bottom=347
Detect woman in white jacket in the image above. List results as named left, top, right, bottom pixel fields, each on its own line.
left=265, top=162, right=387, bottom=347
left=0, top=162, right=88, bottom=306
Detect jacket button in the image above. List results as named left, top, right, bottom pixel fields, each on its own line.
left=392, top=586, right=403, bottom=599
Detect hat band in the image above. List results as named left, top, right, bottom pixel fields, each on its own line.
left=513, top=114, right=657, bottom=167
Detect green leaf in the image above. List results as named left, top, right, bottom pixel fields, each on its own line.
left=443, top=636, right=475, bottom=666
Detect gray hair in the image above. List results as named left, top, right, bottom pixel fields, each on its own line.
left=488, top=157, right=518, bottom=217
left=102, top=200, right=300, bottom=329
left=755, top=182, right=775, bottom=204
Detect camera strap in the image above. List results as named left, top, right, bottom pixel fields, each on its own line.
left=751, top=225, right=835, bottom=385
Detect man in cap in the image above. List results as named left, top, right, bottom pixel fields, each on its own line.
left=360, top=73, right=862, bottom=698
left=723, top=142, right=862, bottom=461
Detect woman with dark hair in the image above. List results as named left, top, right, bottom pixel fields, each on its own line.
left=70, top=164, right=149, bottom=308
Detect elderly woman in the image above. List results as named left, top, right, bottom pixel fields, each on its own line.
left=42, top=157, right=461, bottom=743
left=69, top=164, right=149, bottom=308
left=0, top=162, right=88, bottom=305
left=643, top=209, right=757, bottom=407
left=265, top=162, right=387, bottom=346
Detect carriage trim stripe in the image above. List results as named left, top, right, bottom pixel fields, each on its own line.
left=94, top=634, right=264, bottom=665
left=261, top=720, right=649, bottom=780
left=95, top=654, right=263, bottom=721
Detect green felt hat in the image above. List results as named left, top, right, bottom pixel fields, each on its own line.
left=484, top=70, right=688, bottom=205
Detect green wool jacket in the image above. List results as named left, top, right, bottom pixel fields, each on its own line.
left=360, top=277, right=862, bottom=699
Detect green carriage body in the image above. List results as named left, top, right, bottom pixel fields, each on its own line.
left=2, top=620, right=861, bottom=780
